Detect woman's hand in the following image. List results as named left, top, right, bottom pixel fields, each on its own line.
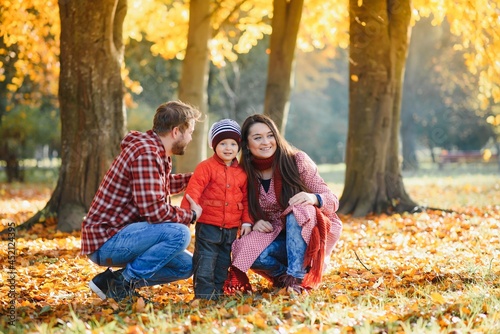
left=288, top=191, right=318, bottom=206
left=252, top=219, right=274, bottom=233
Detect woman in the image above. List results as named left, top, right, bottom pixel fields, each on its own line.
left=224, top=114, right=342, bottom=293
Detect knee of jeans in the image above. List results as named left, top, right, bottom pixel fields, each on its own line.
left=252, top=253, right=271, bottom=269
left=178, top=224, right=192, bottom=249
left=161, top=224, right=191, bottom=249
left=194, top=253, right=217, bottom=272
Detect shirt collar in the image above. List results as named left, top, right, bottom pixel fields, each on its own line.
left=148, top=130, right=168, bottom=160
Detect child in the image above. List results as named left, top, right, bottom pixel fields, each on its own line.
left=181, top=119, right=252, bottom=300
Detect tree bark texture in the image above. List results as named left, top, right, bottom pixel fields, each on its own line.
left=25, top=0, right=127, bottom=231
left=176, top=0, right=212, bottom=172
left=340, top=0, right=417, bottom=217
left=264, top=0, right=303, bottom=134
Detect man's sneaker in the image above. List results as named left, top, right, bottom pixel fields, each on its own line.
left=106, top=271, right=141, bottom=302
left=89, top=268, right=118, bottom=300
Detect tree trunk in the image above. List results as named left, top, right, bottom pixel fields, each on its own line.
left=401, top=18, right=444, bottom=171
left=401, top=121, right=418, bottom=171
left=263, top=0, right=303, bottom=134
left=23, top=0, right=127, bottom=231
left=5, top=152, right=23, bottom=183
left=401, top=31, right=420, bottom=172
left=175, top=0, right=212, bottom=172
left=340, top=0, right=417, bottom=217
left=385, top=1, right=418, bottom=212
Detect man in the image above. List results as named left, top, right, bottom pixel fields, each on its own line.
left=81, top=100, right=203, bottom=302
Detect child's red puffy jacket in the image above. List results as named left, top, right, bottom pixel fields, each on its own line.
left=180, top=154, right=252, bottom=228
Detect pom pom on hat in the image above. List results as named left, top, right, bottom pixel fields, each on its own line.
left=208, top=119, right=241, bottom=150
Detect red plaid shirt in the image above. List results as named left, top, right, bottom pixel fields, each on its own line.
left=80, top=130, right=194, bottom=255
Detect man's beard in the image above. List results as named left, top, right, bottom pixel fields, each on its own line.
left=172, top=139, right=188, bottom=155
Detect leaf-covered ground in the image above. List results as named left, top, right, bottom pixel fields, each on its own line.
left=1, top=170, right=499, bottom=333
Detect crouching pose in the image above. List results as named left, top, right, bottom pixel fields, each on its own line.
left=81, top=101, right=202, bottom=302
left=223, top=114, right=342, bottom=294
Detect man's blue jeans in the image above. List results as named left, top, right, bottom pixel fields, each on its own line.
left=88, top=222, right=193, bottom=287
left=251, top=213, right=307, bottom=279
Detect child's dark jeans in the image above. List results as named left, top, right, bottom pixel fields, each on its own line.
left=193, top=222, right=238, bottom=300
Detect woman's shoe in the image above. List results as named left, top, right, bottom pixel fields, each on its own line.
left=279, top=274, right=306, bottom=293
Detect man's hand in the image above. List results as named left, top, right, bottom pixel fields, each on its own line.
left=185, top=194, right=202, bottom=220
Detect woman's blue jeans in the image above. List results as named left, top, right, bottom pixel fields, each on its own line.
left=88, top=222, right=193, bottom=287
left=251, top=213, right=307, bottom=279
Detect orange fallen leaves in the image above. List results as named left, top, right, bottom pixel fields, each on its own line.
left=236, top=304, right=253, bottom=315
left=126, top=325, right=146, bottom=334
left=430, top=292, right=446, bottom=305
left=1, top=178, right=500, bottom=333
left=335, top=294, right=350, bottom=305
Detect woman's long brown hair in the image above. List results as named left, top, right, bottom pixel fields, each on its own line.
left=240, top=114, right=312, bottom=221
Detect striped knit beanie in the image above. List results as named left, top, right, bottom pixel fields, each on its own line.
left=208, top=119, right=241, bottom=151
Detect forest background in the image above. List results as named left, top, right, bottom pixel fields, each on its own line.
left=1, top=0, right=499, bottom=187
left=1, top=0, right=499, bottom=228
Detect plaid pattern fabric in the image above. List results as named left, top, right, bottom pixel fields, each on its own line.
left=81, top=130, right=193, bottom=255
left=230, top=151, right=343, bottom=273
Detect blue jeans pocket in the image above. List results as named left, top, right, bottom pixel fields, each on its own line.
left=195, top=223, right=223, bottom=244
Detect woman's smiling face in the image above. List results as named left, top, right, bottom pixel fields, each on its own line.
left=247, top=122, right=277, bottom=159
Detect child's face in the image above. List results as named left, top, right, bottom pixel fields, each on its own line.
left=215, top=138, right=239, bottom=165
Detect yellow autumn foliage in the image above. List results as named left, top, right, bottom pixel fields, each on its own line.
left=0, top=0, right=60, bottom=103
left=0, top=0, right=498, bottom=109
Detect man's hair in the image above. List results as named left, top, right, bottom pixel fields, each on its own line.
left=153, top=100, right=202, bottom=135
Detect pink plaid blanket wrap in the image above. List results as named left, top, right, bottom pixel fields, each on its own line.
left=230, top=152, right=342, bottom=274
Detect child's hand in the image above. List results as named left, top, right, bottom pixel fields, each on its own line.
left=240, top=225, right=252, bottom=237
